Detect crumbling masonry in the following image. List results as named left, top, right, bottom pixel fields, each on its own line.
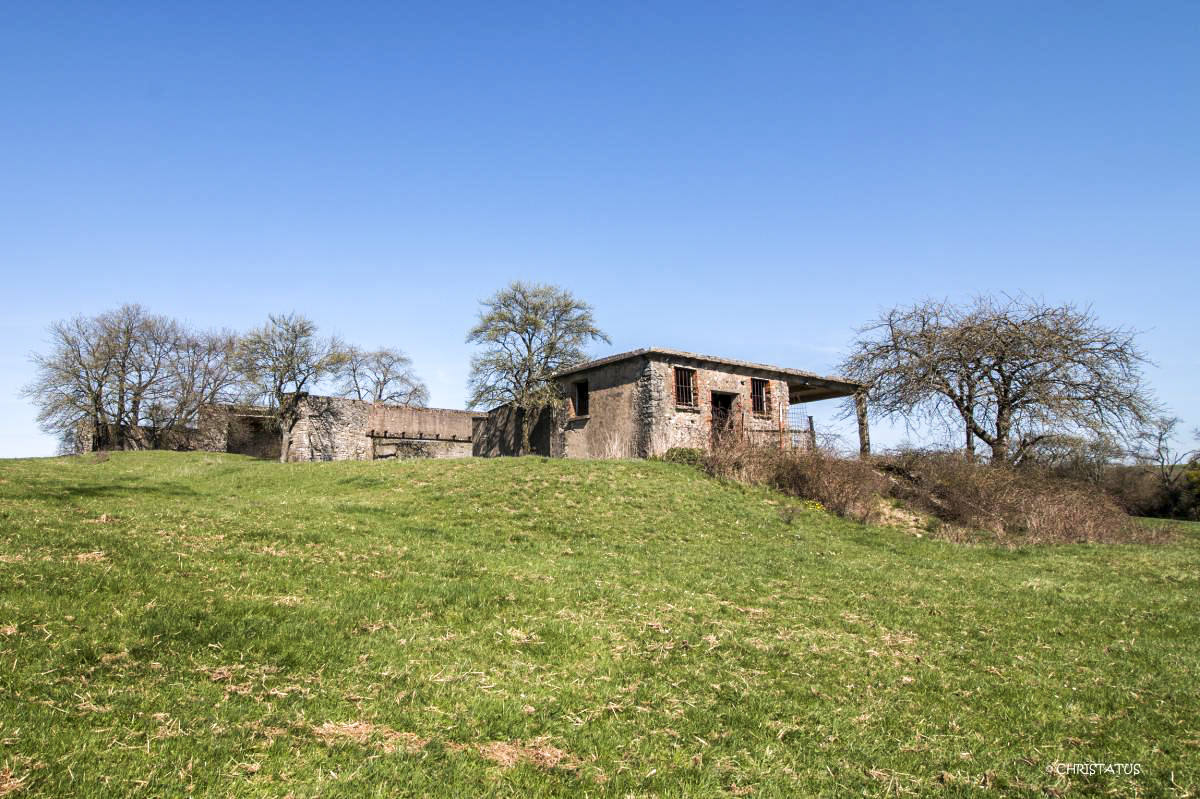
left=75, top=348, right=866, bottom=461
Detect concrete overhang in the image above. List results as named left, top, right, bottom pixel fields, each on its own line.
left=553, top=348, right=862, bottom=403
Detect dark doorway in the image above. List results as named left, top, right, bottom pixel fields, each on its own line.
left=711, top=392, right=735, bottom=443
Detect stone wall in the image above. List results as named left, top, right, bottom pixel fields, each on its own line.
left=72, top=419, right=229, bottom=455
left=472, top=404, right=561, bottom=457
left=289, top=397, right=480, bottom=461
left=372, top=437, right=474, bottom=459
left=197, top=405, right=280, bottom=459
left=642, top=355, right=789, bottom=456
left=560, top=356, right=647, bottom=459
left=288, top=396, right=372, bottom=461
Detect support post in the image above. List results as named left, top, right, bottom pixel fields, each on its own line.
left=807, top=415, right=817, bottom=451
left=855, top=391, right=871, bottom=457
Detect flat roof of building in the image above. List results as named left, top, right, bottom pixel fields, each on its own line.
left=553, top=348, right=862, bottom=403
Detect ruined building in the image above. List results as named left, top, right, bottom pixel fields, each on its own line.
left=77, top=349, right=867, bottom=461
left=202, top=397, right=477, bottom=461
left=473, top=348, right=867, bottom=458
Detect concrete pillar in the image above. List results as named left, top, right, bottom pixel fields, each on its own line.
left=855, top=391, right=871, bottom=457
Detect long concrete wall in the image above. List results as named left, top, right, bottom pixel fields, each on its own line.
left=367, top=405, right=476, bottom=442
left=289, top=396, right=481, bottom=461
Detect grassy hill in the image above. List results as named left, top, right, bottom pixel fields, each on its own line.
left=0, top=452, right=1197, bottom=797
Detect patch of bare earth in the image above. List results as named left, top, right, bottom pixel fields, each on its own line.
left=873, top=499, right=929, bottom=536
left=74, top=551, right=106, bottom=563
left=312, top=722, right=427, bottom=754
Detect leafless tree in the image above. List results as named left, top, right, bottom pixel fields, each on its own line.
left=23, top=305, right=241, bottom=452
left=1131, top=416, right=1199, bottom=495
left=841, top=295, right=1158, bottom=465
left=234, top=313, right=347, bottom=461
left=466, top=281, right=609, bottom=454
left=338, top=346, right=429, bottom=406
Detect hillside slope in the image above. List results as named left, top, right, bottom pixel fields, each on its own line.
left=1, top=452, right=1197, bottom=797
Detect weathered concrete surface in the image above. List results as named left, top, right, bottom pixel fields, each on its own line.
left=289, top=397, right=481, bottom=461
left=368, top=405, right=476, bottom=442
left=198, top=405, right=280, bottom=459
left=472, top=404, right=561, bottom=457
left=561, top=356, right=646, bottom=458
left=372, top=437, right=473, bottom=459
left=289, top=396, right=372, bottom=461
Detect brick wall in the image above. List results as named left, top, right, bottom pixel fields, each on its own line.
left=642, top=356, right=790, bottom=457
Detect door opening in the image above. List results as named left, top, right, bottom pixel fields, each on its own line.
left=711, top=392, right=736, bottom=443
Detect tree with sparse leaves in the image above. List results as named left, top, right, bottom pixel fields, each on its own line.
left=841, top=295, right=1158, bottom=465
left=337, top=346, right=429, bottom=406
left=234, top=313, right=347, bottom=461
left=23, top=304, right=239, bottom=452
left=466, top=281, right=609, bottom=454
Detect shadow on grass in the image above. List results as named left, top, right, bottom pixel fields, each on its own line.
left=9, top=477, right=201, bottom=503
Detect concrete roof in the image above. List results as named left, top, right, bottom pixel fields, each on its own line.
left=553, top=348, right=862, bottom=403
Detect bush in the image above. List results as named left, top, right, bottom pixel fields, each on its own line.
left=878, top=450, right=1144, bottom=545
left=658, top=447, right=705, bottom=469
left=704, top=440, right=886, bottom=522
left=702, top=440, right=1162, bottom=546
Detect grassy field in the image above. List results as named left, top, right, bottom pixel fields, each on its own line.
left=0, top=452, right=1197, bottom=797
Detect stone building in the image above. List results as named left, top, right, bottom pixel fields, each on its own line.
left=473, top=348, right=867, bottom=458
left=72, top=348, right=867, bottom=462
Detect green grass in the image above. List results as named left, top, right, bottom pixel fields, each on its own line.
left=0, top=452, right=1197, bottom=797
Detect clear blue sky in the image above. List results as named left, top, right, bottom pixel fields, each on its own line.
left=2, top=1, right=1197, bottom=457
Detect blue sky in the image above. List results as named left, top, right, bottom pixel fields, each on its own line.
left=2, top=1, right=1197, bottom=457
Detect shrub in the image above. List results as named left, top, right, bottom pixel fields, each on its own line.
left=659, top=447, right=705, bottom=469
left=878, top=450, right=1144, bottom=545
left=704, top=440, right=886, bottom=522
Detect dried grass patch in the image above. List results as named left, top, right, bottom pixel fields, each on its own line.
left=505, top=628, right=540, bottom=645
left=311, top=722, right=427, bottom=754
left=475, top=738, right=577, bottom=770
left=0, top=555, right=24, bottom=564
left=74, top=551, right=106, bottom=563
left=0, top=768, right=24, bottom=797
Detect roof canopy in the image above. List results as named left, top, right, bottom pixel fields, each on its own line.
left=553, top=348, right=862, bottom=403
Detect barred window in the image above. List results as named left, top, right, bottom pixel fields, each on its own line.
left=674, top=367, right=697, bottom=406
left=751, top=378, right=770, bottom=415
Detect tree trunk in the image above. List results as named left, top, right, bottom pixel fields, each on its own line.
left=965, top=425, right=975, bottom=463
left=520, top=406, right=533, bottom=456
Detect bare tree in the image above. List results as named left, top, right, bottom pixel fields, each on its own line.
left=23, top=305, right=239, bottom=451
left=234, top=313, right=347, bottom=461
left=147, top=329, right=243, bottom=442
left=466, top=281, right=609, bottom=454
left=1132, top=416, right=1199, bottom=496
left=841, top=295, right=1158, bottom=465
left=338, top=346, right=429, bottom=406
